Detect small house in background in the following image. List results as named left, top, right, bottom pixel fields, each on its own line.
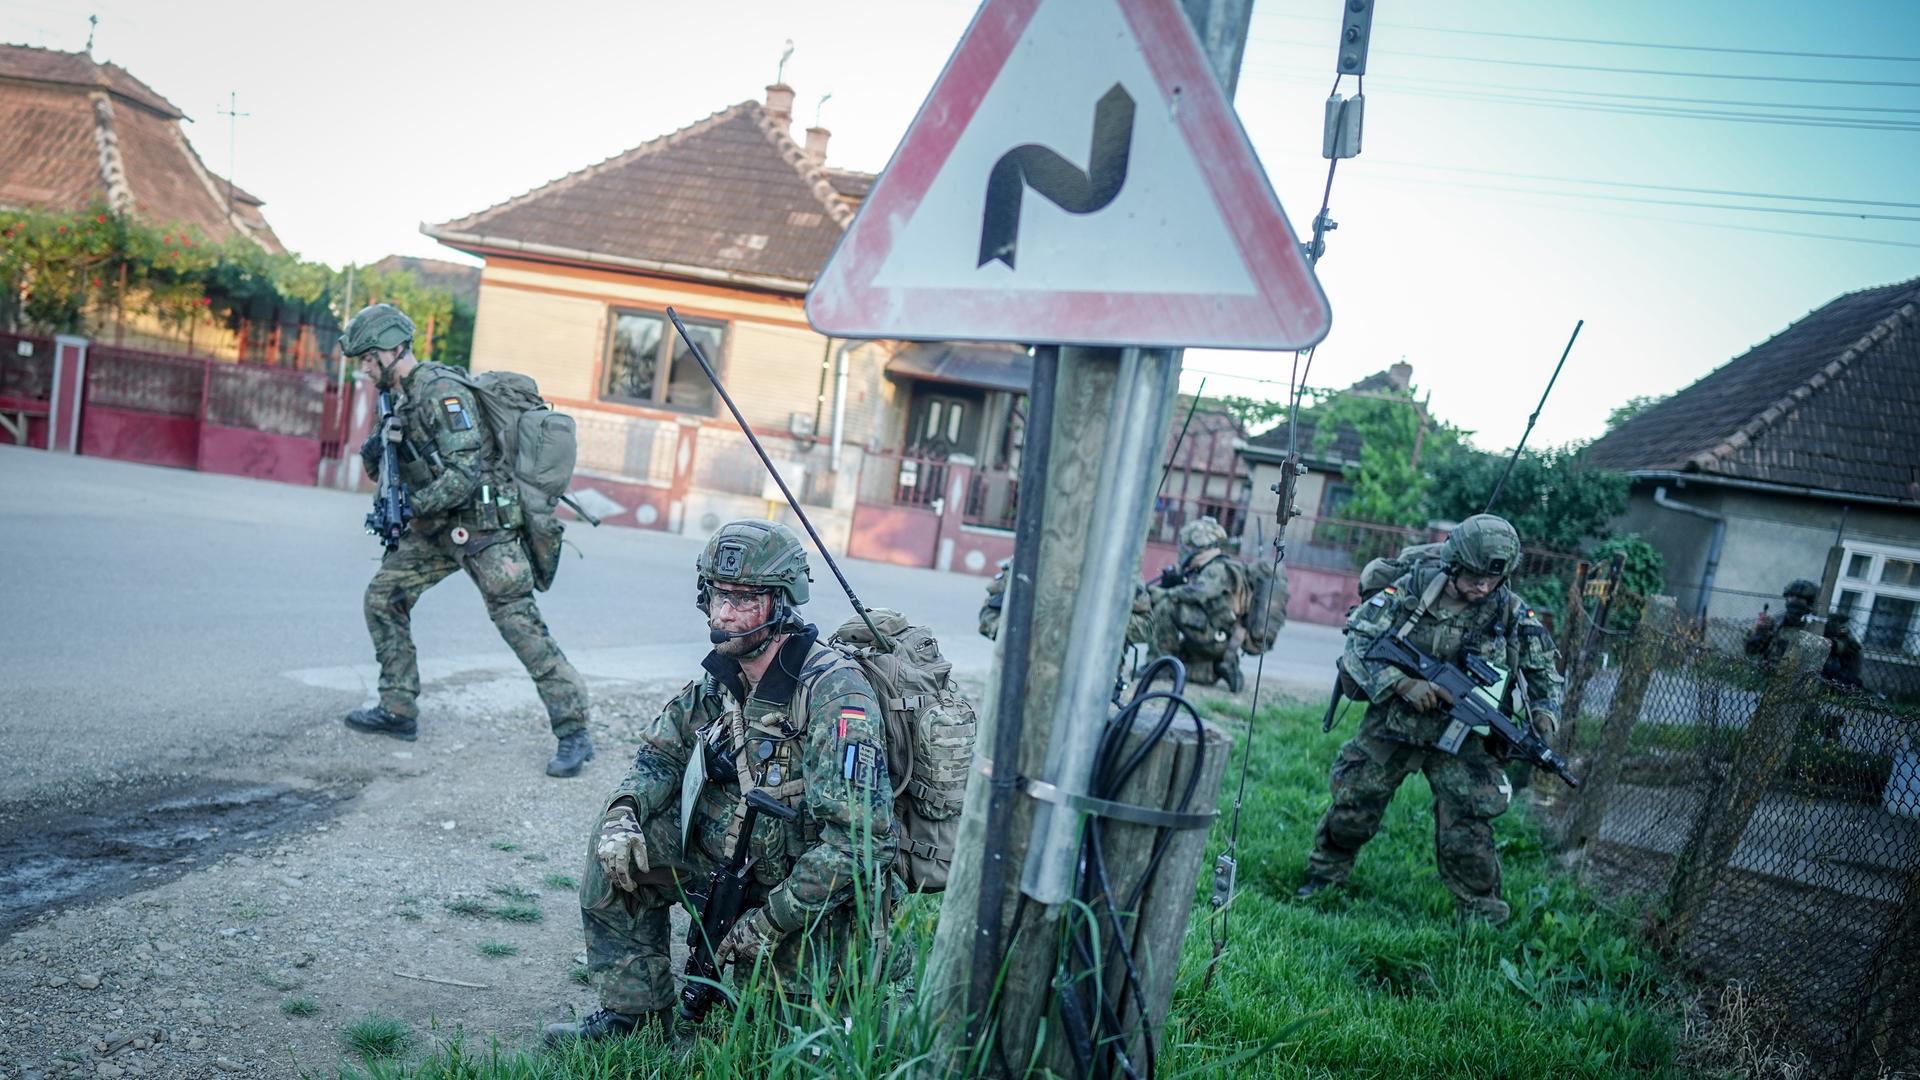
left=1585, top=275, right=1920, bottom=685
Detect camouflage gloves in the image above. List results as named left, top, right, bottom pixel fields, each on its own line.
left=594, top=803, right=650, bottom=892
left=1530, top=709, right=1557, bottom=738
left=717, top=907, right=782, bottom=967
left=1394, top=677, right=1455, bottom=712
left=1158, top=565, right=1185, bottom=589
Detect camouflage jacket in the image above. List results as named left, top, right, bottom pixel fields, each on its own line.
left=1745, top=615, right=1865, bottom=686
left=388, top=362, right=512, bottom=522
left=608, top=628, right=896, bottom=935
left=1155, top=550, right=1247, bottom=636
left=1343, top=565, right=1563, bottom=748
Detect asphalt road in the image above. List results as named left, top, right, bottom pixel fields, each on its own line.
left=0, top=446, right=1342, bottom=812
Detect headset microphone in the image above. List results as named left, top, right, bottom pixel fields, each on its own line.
left=708, top=612, right=784, bottom=645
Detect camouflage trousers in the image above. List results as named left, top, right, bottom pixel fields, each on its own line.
left=362, top=526, right=588, bottom=736
left=1147, top=600, right=1238, bottom=684
left=1306, top=728, right=1514, bottom=922
left=576, top=795, right=895, bottom=1015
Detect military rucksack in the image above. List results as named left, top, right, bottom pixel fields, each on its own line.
left=1240, top=558, right=1289, bottom=655
left=816, top=609, right=978, bottom=893
left=1357, top=540, right=1447, bottom=601
left=434, top=367, right=580, bottom=591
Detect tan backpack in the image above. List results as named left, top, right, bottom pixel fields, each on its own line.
left=816, top=609, right=978, bottom=892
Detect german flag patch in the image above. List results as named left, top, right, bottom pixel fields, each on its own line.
left=837, top=705, right=866, bottom=740
left=442, top=397, right=473, bottom=431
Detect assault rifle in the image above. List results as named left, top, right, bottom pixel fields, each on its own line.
left=1363, top=634, right=1581, bottom=789
left=364, top=390, right=412, bottom=550
left=679, top=788, right=798, bottom=1023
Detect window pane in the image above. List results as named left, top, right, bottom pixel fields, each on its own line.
left=1846, top=552, right=1872, bottom=579
left=607, top=313, right=663, bottom=402
left=1865, top=595, right=1918, bottom=653
left=924, top=402, right=943, bottom=443
left=663, top=322, right=722, bottom=412
left=1880, top=558, right=1919, bottom=587
left=947, top=401, right=965, bottom=443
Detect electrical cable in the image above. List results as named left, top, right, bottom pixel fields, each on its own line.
left=1362, top=158, right=1920, bottom=211
left=1333, top=19, right=1920, bottom=65
left=1055, top=657, right=1207, bottom=1080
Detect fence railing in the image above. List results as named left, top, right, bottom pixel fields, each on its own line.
left=1541, top=597, right=1920, bottom=1075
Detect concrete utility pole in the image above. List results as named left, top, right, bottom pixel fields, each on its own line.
left=217, top=91, right=249, bottom=217
left=924, top=2, right=1255, bottom=1073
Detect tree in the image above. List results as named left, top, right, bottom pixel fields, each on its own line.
left=1606, top=394, right=1669, bottom=431
left=1309, top=392, right=1461, bottom=529
left=1212, top=393, right=1292, bottom=435
left=1588, top=534, right=1666, bottom=629
left=1427, top=446, right=1628, bottom=553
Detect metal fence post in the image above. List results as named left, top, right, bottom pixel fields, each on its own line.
left=1846, top=858, right=1920, bottom=1074
left=1561, top=595, right=1677, bottom=853
left=1653, top=628, right=1829, bottom=949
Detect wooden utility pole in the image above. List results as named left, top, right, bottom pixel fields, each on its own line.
left=923, top=2, right=1256, bottom=1073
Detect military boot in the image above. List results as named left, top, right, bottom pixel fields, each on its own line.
left=546, top=730, right=595, bottom=778
left=1294, top=876, right=1339, bottom=901
left=344, top=706, right=417, bottom=742
left=542, top=1007, right=671, bottom=1047
left=1216, top=660, right=1245, bottom=694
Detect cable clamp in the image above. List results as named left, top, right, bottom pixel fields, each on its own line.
left=980, top=759, right=1215, bottom=831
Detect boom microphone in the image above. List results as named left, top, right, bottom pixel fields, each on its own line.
left=708, top=614, right=783, bottom=645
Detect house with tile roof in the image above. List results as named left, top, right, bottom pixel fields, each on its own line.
left=0, top=44, right=281, bottom=251
left=425, top=83, right=1040, bottom=567
left=1584, top=276, right=1920, bottom=663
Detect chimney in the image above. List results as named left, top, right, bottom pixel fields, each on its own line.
left=764, top=83, right=794, bottom=131
left=804, top=126, right=830, bottom=164
left=1388, top=360, right=1413, bottom=391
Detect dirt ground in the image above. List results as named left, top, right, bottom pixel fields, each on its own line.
left=0, top=676, right=689, bottom=1080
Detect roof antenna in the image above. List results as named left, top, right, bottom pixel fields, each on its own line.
left=813, top=92, right=833, bottom=128
left=776, top=39, right=794, bottom=84
left=85, top=14, right=98, bottom=55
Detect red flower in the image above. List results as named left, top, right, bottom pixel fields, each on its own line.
left=163, top=234, right=172, bottom=244
left=91, top=277, right=101, bottom=287
left=57, top=225, right=66, bottom=233
left=96, top=214, right=107, bottom=224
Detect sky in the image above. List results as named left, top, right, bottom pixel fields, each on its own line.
left=7, top=0, right=1917, bottom=452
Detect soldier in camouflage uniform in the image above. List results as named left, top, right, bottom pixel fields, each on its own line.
left=979, top=558, right=1011, bottom=639
left=545, top=520, right=897, bottom=1043
left=339, top=304, right=594, bottom=778
left=1297, top=514, right=1562, bottom=924
left=1146, top=517, right=1251, bottom=691
left=1746, top=577, right=1865, bottom=691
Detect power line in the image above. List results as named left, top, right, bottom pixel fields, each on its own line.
left=1247, top=36, right=1920, bottom=88
left=1353, top=69, right=1920, bottom=116
left=1245, top=66, right=1920, bottom=133
left=1359, top=172, right=1920, bottom=223
left=1349, top=173, right=1920, bottom=250
left=1253, top=12, right=1920, bottom=64
left=1366, top=160, right=1920, bottom=212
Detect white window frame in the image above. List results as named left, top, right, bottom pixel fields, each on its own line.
left=1835, top=539, right=1920, bottom=661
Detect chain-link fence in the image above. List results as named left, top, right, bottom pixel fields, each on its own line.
left=1534, top=594, right=1920, bottom=1076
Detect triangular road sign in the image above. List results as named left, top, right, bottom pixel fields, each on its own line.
left=807, top=0, right=1331, bottom=351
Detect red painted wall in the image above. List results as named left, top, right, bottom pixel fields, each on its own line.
left=1286, top=564, right=1361, bottom=627
left=197, top=425, right=323, bottom=486
left=848, top=503, right=941, bottom=567
left=80, top=407, right=198, bottom=469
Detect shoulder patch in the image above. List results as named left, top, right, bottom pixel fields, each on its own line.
left=441, top=396, right=474, bottom=431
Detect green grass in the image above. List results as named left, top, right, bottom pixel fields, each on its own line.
left=281, top=996, right=319, bottom=1017
left=568, top=965, right=591, bottom=986
left=488, top=883, right=538, bottom=902
left=258, top=972, right=300, bottom=993
left=330, top=701, right=1690, bottom=1079
left=477, top=940, right=518, bottom=959
left=344, top=1013, right=412, bottom=1060
left=491, top=902, right=541, bottom=923
left=442, top=898, right=489, bottom=918
left=490, top=841, right=523, bottom=852
left=233, top=900, right=265, bottom=921
left=543, top=873, right=577, bottom=890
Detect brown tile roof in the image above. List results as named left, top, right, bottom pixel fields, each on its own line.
left=0, top=43, right=181, bottom=118
left=0, top=45, right=281, bottom=252
left=426, top=101, right=860, bottom=292
left=1584, top=276, right=1920, bottom=504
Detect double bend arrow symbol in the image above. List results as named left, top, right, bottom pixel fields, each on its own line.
left=977, top=83, right=1136, bottom=270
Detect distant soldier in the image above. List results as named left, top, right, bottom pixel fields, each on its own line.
left=340, top=303, right=594, bottom=778
left=1296, top=514, right=1563, bottom=924
left=546, top=520, right=896, bottom=1042
left=1746, top=577, right=1865, bottom=690
left=979, top=558, right=1011, bottom=639
left=1147, top=516, right=1250, bottom=691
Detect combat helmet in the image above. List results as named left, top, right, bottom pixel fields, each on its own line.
left=697, top=519, right=813, bottom=611
left=1783, top=578, right=1820, bottom=603
left=1178, top=516, right=1229, bottom=561
left=1443, top=514, right=1521, bottom=577
left=341, top=303, right=415, bottom=358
